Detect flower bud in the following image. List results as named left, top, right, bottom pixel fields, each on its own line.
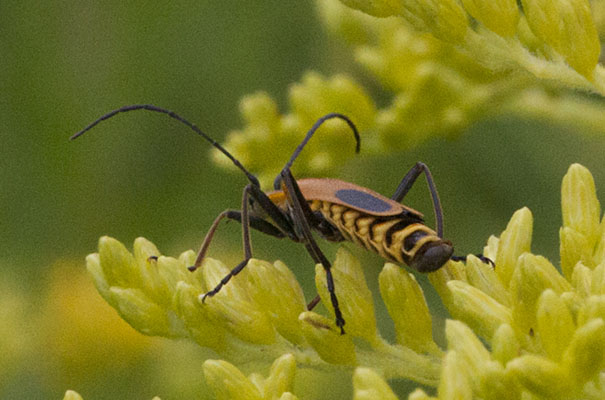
left=201, top=258, right=275, bottom=344
left=98, top=236, right=139, bottom=288
left=379, top=263, right=438, bottom=353
left=464, top=254, right=510, bottom=306
left=561, top=161, right=600, bottom=245
left=445, top=320, right=491, bottom=380
left=536, top=289, right=575, bottom=361
left=246, top=259, right=307, bottom=344
left=496, top=207, right=533, bottom=286
left=560, top=227, right=593, bottom=279
left=315, top=248, right=377, bottom=343
left=510, top=253, right=572, bottom=332
left=63, top=391, right=83, bottom=400
left=477, top=361, right=520, bottom=400
left=438, top=350, right=473, bottom=400
left=353, top=367, right=398, bottom=400
left=562, top=318, right=605, bottom=385
left=264, top=354, right=297, bottom=400
left=506, top=354, right=571, bottom=398
left=521, top=0, right=600, bottom=78
left=299, top=311, right=357, bottom=365
left=491, top=323, right=520, bottom=365
left=571, top=262, right=592, bottom=298
left=460, top=0, right=519, bottom=37
left=447, top=280, right=512, bottom=340
left=203, top=359, right=262, bottom=400
left=108, top=287, right=174, bottom=337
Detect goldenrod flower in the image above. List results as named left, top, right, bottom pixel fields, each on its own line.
left=85, top=163, right=605, bottom=398
left=216, top=73, right=377, bottom=185
left=203, top=354, right=298, bottom=400
left=213, top=1, right=605, bottom=182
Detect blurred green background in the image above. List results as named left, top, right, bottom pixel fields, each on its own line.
left=2, top=1, right=605, bottom=399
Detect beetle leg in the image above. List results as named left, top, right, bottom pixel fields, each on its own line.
left=307, top=294, right=321, bottom=310
left=200, top=184, right=255, bottom=300
left=200, top=183, right=299, bottom=301
left=280, top=169, right=346, bottom=334
left=188, top=209, right=285, bottom=272
left=391, top=162, right=444, bottom=239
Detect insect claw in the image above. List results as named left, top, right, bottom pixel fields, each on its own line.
left=480, top=255, right=496, bottom=269
left=337, top=319, right=346, bottom=335
left=201, top=292, right=211, bottom=303
left=451, top=254, right=496, bottom=269
left=187, top=265, right=198, bottom=272
left=450, top=255, right=467, bottom=263
left=147, top=255, right=158, bottom=262
left=307, top=294, right=321, bottom=310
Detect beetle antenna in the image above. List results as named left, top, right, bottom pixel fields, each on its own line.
left=71, top=104, right=260, bottom=187
left=285, top=113, right=360, bottom=170
left=274, top=113, right=360, bottom=189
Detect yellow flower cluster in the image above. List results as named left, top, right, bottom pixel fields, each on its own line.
left=215, top=1, right=605, bottom=183
left=335, top=0, right=601, bottom=83
left=420, top=164, right=605, bottom=399
left=75, top=163, right=605, bottom=399
left=215, top=73, right=377, bottom=186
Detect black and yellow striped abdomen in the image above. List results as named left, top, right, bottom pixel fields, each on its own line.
left=309, top=199, right=454, bottom=272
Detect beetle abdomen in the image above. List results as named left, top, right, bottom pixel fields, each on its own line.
left=309, top=200, right=453, bottom=271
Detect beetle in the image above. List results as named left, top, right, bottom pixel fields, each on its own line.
left=72, top=104, right=492, bottom=334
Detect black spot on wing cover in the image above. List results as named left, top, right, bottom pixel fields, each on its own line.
left=334, top=189, right=393, bottom=213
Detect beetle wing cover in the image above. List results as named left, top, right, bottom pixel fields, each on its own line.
left=296, top=178, right=423, bottom=217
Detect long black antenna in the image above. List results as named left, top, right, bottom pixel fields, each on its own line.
left=274, top=112, right=360, bottom=189
left=71, top=104, right=260, bottom=187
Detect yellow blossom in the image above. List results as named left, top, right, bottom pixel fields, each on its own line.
left=83, top=163, right=605, bottom=398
